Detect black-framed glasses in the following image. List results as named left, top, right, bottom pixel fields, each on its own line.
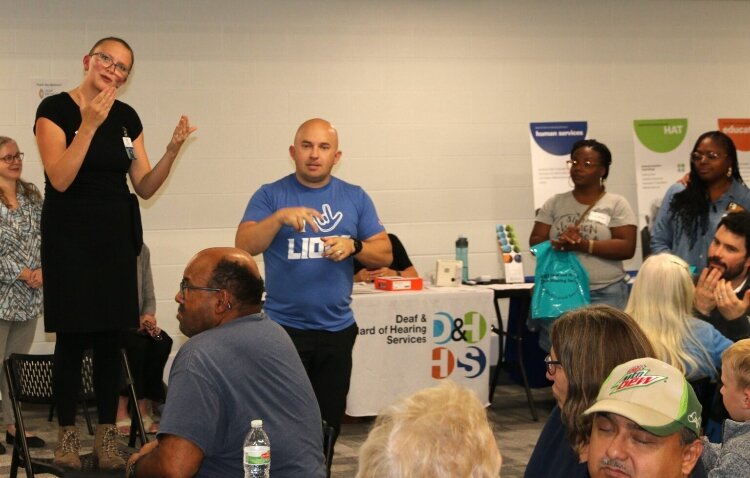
left=544, top=355, right=562, bottom=375
left=179, top=279, right=222, bottom=301
left=566, top=159, right=602, bottom=170
left=89, top=52, right=130, bottom=76
left=690, top=151, right=726, bottom=163
left=0, top=153, right=23, bottom=164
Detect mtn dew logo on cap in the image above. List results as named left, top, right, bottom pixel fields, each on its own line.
left=584, top=358, right=703, bottom=437
left=609, top=363, right=667, bottom=394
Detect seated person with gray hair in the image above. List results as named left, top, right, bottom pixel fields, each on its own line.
left=356, top=380, right=501, bottom=478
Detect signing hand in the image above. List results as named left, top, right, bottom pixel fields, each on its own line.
left=694, top=267, right=722, bottom=315
left=275, top=207, right=323, bottom=233
left=715, top=279, right=750, bottom=320
left=78, top=87, right=117, bottom=133
left=322, top=236, right=354, bottom=262
left=166, top=115, right=198, bottom=154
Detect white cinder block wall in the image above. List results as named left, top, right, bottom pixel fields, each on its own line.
left=1, top=0, right=748, bottom=353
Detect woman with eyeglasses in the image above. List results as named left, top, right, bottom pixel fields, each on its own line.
left=0, top=137, right=45, bottom=454
left=651, top=131, right=750, bottom=271
left=524, top=305, right=654, bottom=478
left=529, top=139, right=637, bottom=351
left=34, top=37, right=196, bottom=471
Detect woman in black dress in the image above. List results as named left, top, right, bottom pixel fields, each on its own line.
left=34, top=37, right=195, bottom=471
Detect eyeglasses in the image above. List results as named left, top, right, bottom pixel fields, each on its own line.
left=544, top=355, right=562, bottom=375
left=690, top=151, right=726, bottom=163
left=566, top=159, right=602, bottom=170
left=89, top=52, right=130, bottom=77
left=179, top=279, right=222, bottom=301
left=0, top=153, right=23, bottom=164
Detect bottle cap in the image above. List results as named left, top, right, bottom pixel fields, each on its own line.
left=251, top=419, right=263, bottom=428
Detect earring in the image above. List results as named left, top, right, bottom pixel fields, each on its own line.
left=226, top=301, right=232, bottom=310
left=728, top=167, right=733, bottom=178
left=600, top=177, right=605, bottom=187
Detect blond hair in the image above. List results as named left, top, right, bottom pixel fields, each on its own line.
left=356, top=381, right=501, bottom=478
left=625, top=253, right=716, bottom=378
left=0, top=137, right=41, bottom=208
left=722, top=339, right=750, bottom=390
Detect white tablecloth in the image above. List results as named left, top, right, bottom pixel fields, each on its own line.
left=346, top=285, right=494, bottom=416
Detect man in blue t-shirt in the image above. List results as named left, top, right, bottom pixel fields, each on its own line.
left=125, top=248, right=326, bottom=478
left=236, top=118, right=392, bottom=441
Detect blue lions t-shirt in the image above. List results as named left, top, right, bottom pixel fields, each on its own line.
left=242, top=174, right=384, bottom=331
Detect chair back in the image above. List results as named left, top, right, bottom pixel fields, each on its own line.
left=5, top=354, right=58, bottom=478
left=6, top=354, right=55, bottom=405
left=4, top=351, right=149, bottom=478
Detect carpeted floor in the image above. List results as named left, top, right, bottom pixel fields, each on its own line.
left=0, top=382, right=553, bottom=477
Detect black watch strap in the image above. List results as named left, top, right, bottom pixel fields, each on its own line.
left=352, top=238, right=363, bottom=256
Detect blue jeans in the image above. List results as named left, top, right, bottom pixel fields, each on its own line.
left=534, top=279, right=630, bottom=353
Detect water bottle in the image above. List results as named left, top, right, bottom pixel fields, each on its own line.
left=455, top=235, right=469, bottom=283
left=243, top=419, right=270, bottom=478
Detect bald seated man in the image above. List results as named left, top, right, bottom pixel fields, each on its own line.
left=126, top=248, right=326, bottom=478
left=236, top=118, right=392, bottom=443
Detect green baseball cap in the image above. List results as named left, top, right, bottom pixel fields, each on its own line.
left=584, top=358, right=702, bottom=437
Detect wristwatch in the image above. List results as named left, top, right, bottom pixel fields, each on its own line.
left=352, top=238, right=363, bottom=256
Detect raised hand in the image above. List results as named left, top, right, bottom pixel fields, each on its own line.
left=694, top=267, right=721, bottom=315
left=715, top=279, right=750, bottom=320
left=78, top=87, right=117, bottom=133
left=166, top=115, right=197, bottom=154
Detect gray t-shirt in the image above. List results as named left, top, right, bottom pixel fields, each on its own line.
left=536, top=191, right=637, bottom=289
left=158, top=313, right=326, bottom=478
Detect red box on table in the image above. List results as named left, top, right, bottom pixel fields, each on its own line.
left=374, top=276, right=424, bottom=291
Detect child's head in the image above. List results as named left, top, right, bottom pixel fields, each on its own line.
left=721, top=339, right=750, bottom=422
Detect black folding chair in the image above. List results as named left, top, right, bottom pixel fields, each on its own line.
left=322, top=420, right=336, bottom=478
left=4, top=350, right=148, bottom=478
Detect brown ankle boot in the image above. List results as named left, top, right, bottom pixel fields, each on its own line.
left=53, top=426, right=81, bottom=470
left=94, top=424, right=125, bottom=471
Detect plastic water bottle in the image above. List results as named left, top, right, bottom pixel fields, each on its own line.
left=455, top=235, right=469, bottom=283
left=244, top=420, right=270, bottom=478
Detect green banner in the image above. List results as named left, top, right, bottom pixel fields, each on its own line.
left=633, top=118, right=688, bottom=153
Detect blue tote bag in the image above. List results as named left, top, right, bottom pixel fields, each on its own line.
left=530, top=240, right=590, bottom=320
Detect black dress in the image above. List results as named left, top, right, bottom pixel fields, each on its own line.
left=35, top=93, right=142, bottom=334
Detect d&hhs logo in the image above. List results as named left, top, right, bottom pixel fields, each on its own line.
left=431, top=311, right=488, bottom=379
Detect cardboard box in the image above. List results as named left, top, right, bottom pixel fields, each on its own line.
left=374, top=276, right=424, bottom=291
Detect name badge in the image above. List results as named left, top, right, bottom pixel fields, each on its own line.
left=587, top=211, right=611, bottom=226
left=122, top=127, right=136, bottom=161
